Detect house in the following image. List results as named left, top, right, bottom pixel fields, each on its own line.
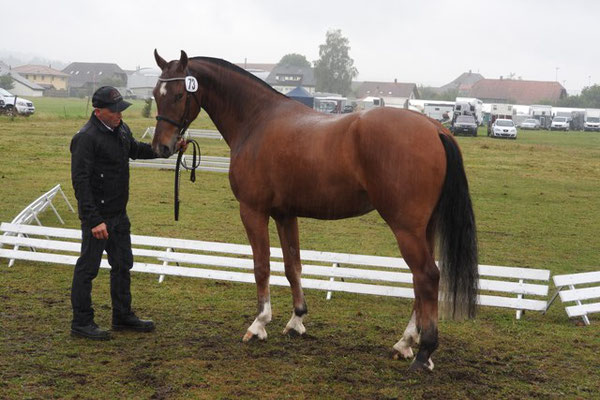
left=265, top=65, right=316, bottom=94
left=355, top=80, right=419, bottom=108
left=0, top=61, right=45, bottom=97
left=126, top=67, right=160, bottom=99
left=62, top=62, right=128, bottom=97
left=235, top=62, right=276, bottom=81
left=12, top=65, right=70, bottom=93
left=469, top=78, right=567, bottom=104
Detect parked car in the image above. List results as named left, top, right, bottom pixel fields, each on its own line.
left=550, top=116, right=569, bottom=131
left=451, top=115, right=478, bottom=136
left=490, top=118, right=517, bottom=139
left=583, top=116, right=600, bottom=131
left=519, top=118, right=541, bottom=130
left=0, top=88, right=35, bottom=116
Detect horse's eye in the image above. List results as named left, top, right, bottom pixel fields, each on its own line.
left=174, top=93, right=183, bottom=102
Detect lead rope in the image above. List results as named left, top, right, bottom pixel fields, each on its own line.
left=174, top=139, right=201, bottom=221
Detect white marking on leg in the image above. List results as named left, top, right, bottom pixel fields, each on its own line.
left=245, top=301, right=271, bottom=340
left=393, top=311, right=419, bottom=359
left=283, top=312, right=306, bottom=335
left=159, top=82, right=167, bottom=97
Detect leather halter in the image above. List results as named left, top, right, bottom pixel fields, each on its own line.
left=155, top=75, right=201, bottom=139
left=155, top=74, right=202, bottom=221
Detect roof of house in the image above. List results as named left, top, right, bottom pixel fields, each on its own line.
left=356, top=81, right=418, bottom=99
left=13, top=64, right=69, bottom=77
left=439, top=71, right=484, bottom=92
left=265, top=65, right=315, bottom=87
left=0, top=61, right=45, bottom=91
left=469, top=79, right=567, bottom=104
left=126, top=67, right=160, bottom=89
left=62, top=62, right=127, bottom=88
left=235, top=63, right=277, bottom=72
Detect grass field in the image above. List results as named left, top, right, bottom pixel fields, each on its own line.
left=1, top=98, right=599, bottom=399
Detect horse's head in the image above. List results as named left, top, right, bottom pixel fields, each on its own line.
left=152, top=49, right=201, bottom=157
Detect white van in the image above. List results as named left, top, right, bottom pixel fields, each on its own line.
left=550, top=116, right=569, bottom=131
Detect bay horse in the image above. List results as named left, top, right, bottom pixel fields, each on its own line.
left=151, top=50, right=478, bottom=371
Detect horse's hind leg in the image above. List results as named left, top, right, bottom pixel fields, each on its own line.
left=274, top=216, right=307, bottom=336
left=393, top=220, right=437, bottom=360
left=239, top=203, right=272, bottom=342
left=394, top=230, right=439, bottom=371
left=393, top=308, right=419, bottom=359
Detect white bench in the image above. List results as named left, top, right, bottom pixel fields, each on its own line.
left=130, top=154, right=229, bottom=173
left=546, top=272, right=600, bottom=325
left=0, top=222, right=550, bottom=319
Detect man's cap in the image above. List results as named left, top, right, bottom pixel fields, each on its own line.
left=92, top=86, right=131, bottom=112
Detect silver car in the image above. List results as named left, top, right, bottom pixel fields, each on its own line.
left=519, top=118, right=540, bottom=130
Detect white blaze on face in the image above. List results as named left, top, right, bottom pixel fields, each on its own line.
left=159, top=82, right=167, bottom=97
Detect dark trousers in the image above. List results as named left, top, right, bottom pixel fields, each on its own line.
left=71, top=213, right=134, bottom=327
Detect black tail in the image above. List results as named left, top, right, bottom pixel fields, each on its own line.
left=435, top=134, right=478, bottom=320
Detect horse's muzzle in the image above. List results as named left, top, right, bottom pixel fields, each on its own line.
left=156, top=144, right=173, bottom=158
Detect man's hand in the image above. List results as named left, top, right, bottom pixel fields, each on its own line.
left=175, top=138, right=188, bottom=152
left=91, top=222, right=108, bottom=240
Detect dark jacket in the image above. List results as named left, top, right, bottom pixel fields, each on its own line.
left=70, top=113, right=157, bottom=227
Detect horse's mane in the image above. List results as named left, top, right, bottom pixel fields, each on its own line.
left=190, top=56, right=286, bottom=99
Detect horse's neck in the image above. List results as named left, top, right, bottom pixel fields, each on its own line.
left=194, top=62, right=280, bottom=148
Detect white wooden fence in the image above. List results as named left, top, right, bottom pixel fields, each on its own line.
left=545, top=272, right=600, bottom=325
left=9, top=184, right=74, bottom=225
left=2, top=184, right=74, bottom=268
left=0, top=221, right=551, bottom=319
left=130, top=154, right=229, bottom=173
left=141, top=127, right=223, bottom=140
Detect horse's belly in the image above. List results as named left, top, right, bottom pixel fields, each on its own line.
left=276, top=189, right=374, bottom=220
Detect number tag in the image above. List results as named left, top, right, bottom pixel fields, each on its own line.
left=185, top=76, right=198, bottom=92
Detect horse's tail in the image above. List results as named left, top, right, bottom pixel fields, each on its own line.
left=434, top=133, right=479, bottom=320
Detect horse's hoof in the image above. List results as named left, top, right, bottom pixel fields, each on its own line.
left=409, top=358, right=434, bottom=372
left=242, top=328, right=267, bottom=342
left=242, top=331, right=254, bottom=342
left=283, top=327, right=304, bottom=337
left=392, top=346, right=414, bottom=360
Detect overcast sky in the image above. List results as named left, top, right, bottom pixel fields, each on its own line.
left=3, top=0, right=598, bottom=94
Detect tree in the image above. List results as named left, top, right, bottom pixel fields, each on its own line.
left=314, top=29, right=358, bottom=96
left=278, top=53, right=311, bottom=68
left=0, top=74, right=15, bottom=90
left=580, top=84, right=600, bottom=108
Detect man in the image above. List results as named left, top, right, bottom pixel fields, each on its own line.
left=70, top=86, right=184, bottom=340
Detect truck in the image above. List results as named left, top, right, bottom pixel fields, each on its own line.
left=423, top=101, right=455, bottom=122
left=357, top=96, right=385, bottom=111
left=584, top=108, right=600, bottom=131
left=314, top=95, right=347, bottom=114
left=453, top=97, right=483, bottom=125
left=530, top=105, right=553, bottom=129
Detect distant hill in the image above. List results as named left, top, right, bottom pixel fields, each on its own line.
left=0, top=50, right=68, bottom=70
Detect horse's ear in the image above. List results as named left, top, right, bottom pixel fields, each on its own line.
left=154, top=49, right=167, bottom=70
left=178, top=50, right=188, bottom=72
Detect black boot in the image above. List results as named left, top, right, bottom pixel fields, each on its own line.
left=112, top=313, right=155, bottom=332
left=71, top=322, right=111, bottom=340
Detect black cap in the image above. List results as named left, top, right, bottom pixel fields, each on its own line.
left=92, top=86, right=131, bottom=112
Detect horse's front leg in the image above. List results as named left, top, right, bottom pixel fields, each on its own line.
left=239, top=204, right=272, bottom=342
left=274, top=216, right=307, bottom=336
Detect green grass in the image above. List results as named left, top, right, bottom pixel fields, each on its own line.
left=1, top=98, right=600, bottom=399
